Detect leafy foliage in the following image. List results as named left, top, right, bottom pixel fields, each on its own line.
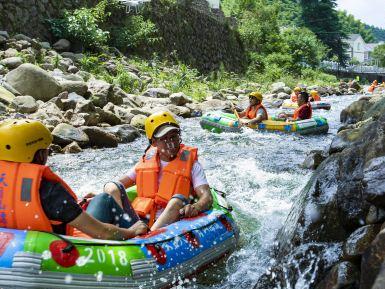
left=110, top=15, right=160, bottom=53
left=48, top=2, right=111, bottom=50
left=372, top=44, right=385, bottom=67
left=338, top=10, right=375, bottom=43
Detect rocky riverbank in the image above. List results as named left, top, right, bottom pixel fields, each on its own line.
left=253, top=88, right=385, bottom=289
left=0, top=31, right=359, bottom=155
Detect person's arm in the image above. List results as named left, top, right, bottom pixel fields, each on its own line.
left=103, top=173, right=136, bottom=207
left=180, top=184, right=213, bottom=218
left=69, top=212, right=147, bottom=240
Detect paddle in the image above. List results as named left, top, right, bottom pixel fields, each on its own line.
left=231, top=103, right=243, bottom=127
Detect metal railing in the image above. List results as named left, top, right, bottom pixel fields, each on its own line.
left=117, top=0, right=151, bottom=13
left=320, top=61, right=385, bottom=74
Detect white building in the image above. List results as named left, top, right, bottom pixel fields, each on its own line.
left=207, top=0, right=220, bottom=9
left=346, top=34, right=382, bottom=64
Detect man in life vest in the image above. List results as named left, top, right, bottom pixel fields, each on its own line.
left=237, top=91, right=268, bottom=127
left=309, top=90, right=321, bottom=102
left=279, top=91, right=312, bottom=121
left=0, top=119, right=147, bottom=239
left=290, top=87, right=301, bottom=102
left=101, top=111, right=213, bottom=231
left=368, top=80, right=378, bottom=93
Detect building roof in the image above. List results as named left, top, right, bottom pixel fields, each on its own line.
left=347, top=34, right=362, bottom=42
left=366, top=43, right=379, bottom=52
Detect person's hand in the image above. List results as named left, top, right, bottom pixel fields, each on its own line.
left=130, top=220, right=149, bottom=236
left=180, top=204, right=200, bottom=218
left=83, top=192, right=96, bottom=199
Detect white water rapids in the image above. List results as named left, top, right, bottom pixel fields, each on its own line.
left=49, top=94, right=360, bottom=289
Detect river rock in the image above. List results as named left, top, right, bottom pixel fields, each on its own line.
left=0, top=85, right=15, bottom=104
left=166, top=104, right=191, bottom=118
left=63, top=141, right=82, bottom=154
left=68, top=92, right=86, bottom=103
left=53, top=39, right=71, bottom=52
left=349, top=80, right=361, bottom=91
left=10, top=95, right=38, bottom=113
left=143, top=87, right=170, bottom=98
left=340, top=97, right=372, bottom=124
left=363, top=156, right=385, bottom=207
left=0, top=64, right=8, bottom=75
left=134, top=95, right=171, bottom=108
left=95, top=107, right=121, bottom=126
left=366, top=206, right=385, bottom=224
left=5, top=63, right=62, bottom=101
left=69, top=112, right=100, bottom=127
left=51, top=123, right=89, bottom=146
left=130, top=114, right=147, bottom=129
left=0, top=57, right=23, bottom=69
left=104, top=124, right=140, bottom=143
left=169, top=92, right=192, bottom=106
left=301, top=150, right=327, bottom=170
left=277, top=92, right=290, bottom=100
left=74, top=100, right=95, bottom=114
left=59, top=80, right=88, bottom=96
left=315, top=261, right=359, bottom=289
left=271, top=82, right=288, bottom=94
left=361, top=229, right=385, bottom=289
left=4, top=48, right=18, bottom=58
left=81, top=126, right=118, bottom=148
left=343, top=225, right=381, bottom=260
left=199, top=99, right=227, bottom=113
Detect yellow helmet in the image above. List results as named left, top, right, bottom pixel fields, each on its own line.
left=145, top=111, right=179, bottom=140
left=249, top=91, right=263, bottom=101
left=310, top=90, right=318, bottom=96
left=294, top=87, right=301, bottom=92
left=0, top=119, right=53, bottom=163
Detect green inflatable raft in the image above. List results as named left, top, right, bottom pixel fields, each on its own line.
left=200, top=111, right=329, bottom=135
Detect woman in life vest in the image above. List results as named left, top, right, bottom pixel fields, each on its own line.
left=97, top=111, right=213, bottom=231
left=290, top=87, right=301, bottom=102
left=368, top=80, right=378, bottom=93
left=309, top=90, right=321, bottom=102
left=0, top=119, right=147, bottom=239
left=238, top=91, right=268, bottom=127
left=279, top=91, right=312, bottom=121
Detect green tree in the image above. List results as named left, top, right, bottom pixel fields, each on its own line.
left=281, top=27, right=328, bottom=71
left=299, top=0, right=348, bottom=63
left=338, top=10, right=375, bottom=43
left=372, top=44, right=385, bottom=67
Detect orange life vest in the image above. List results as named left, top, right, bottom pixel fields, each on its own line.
left=290, top=93, right=298, bottom=102
left=293, top=103, right=312, bottom=120
left=244, top=104, right=268, bottom=120
left=132, top=145, right=197, bottom=226
left=368, top=85, right=376, bottom=93
left=0, top=160, right=76, bottom=235
left=310, top=94, right=321, bottom=101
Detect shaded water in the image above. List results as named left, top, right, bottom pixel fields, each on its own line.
left=49, top=94, right=360, bottom=289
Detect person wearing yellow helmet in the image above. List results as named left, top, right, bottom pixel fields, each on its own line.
left=309, top=90, right=321, bottom=102
left=101, top=111, right=213, bottom=230
left=238, top=91, right=268, bottom=127
left=290, top=87, right=301, bottom=102
left=0, top=119, right=147, bottom=240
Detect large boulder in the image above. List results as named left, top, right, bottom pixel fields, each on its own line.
left=130, top=114, right=147, bottom=129
left=10, top=95, right=38, bottom=113
left=0, top=85, right=15, bottom=104
left=5, top=63, right=62, bottom=101
left=340, top=97, right=372, bottom=124
left=360, top=229, right=385, bottom=289
left=271, top=82, right=286, bottom=94
left=53, top=39, right=71, bottom=52
left=343, top=225, right=381, bottom=260
left=51, top=123, right=89, bottom=147
left=363, top=156, right=385, bottom=207
left=0, top=57, right=23, bottom=69
left=104, top=125, right=140, bottom=143
left=169, top=92, right=192, bottom=106
left=81, top=126, right=118, bottom=148
left=315, top=261, right=360, bottom=289
left=88, top=80, right=112, bottom=107
left=95, top=107, right=121, bottom=126
left=143, top=87, right=170, bottom=98
left=59, top=80, right=88, bottom=96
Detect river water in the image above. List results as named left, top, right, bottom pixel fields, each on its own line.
left=48, top=94, right=360, bottom=289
